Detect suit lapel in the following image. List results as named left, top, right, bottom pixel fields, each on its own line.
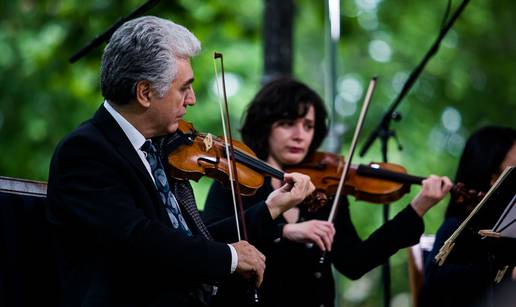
left=91, top=105, right=171, bottom=224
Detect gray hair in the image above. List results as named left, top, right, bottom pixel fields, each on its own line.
left=100, top=16, right=200, bottom=105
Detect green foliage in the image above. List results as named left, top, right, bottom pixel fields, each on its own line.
left=1, top=1, right=515, bottom=306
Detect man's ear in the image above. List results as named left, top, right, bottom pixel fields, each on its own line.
left=135, top=81, right=152, bottom=108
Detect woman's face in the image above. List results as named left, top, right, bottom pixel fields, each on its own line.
left=490, top=142, right=516, bottom=186
left=267, top=105, right=315, bottom=168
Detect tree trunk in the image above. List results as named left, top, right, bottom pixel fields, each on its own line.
left=263, top=0, right=293, bottom=84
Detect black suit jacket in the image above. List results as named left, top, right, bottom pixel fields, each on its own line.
left=46, top=105, right=232, bottom=307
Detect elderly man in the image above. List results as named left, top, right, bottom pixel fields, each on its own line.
left=46, top=16, right=314, bottom=307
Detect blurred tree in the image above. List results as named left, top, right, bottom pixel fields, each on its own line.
left=0, top=0, right=514, bottom=306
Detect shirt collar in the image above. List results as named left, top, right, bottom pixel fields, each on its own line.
left=103, top=100, right=147, bottom=151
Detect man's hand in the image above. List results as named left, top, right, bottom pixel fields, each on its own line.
left=283, top=220, right=335, bottom=251
left=265, top=172, right=315, bottom=219
left=231, top=241, right=266, bottom=287
left=411, top=175, right=453, bottom=217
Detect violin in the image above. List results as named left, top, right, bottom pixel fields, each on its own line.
left=285, top=151, right=485, bottom=210
left=164, top=120, right=484, bottom=211
left=165, top=120, right=267, bottom=195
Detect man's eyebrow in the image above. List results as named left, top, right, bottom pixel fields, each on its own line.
left=183, top=78, right=195, bottom=87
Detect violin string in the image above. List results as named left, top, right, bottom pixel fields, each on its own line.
left=232, top=148, right=284, bottom=179
left=211, top=135, right=284, bottom=179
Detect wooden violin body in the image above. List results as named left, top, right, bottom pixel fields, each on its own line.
left=166, top=120, right=264, bottom=196
left=285, top=152, right=414, bottom=208
left=287, top=152, right=484, bottom=210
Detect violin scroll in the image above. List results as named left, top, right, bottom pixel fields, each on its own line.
left=451, top=182, right=485, bottom=213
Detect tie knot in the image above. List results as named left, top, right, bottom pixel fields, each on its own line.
left=141, top=140, right=157, bottom=155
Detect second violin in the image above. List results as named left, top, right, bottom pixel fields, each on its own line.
left=285, top=151, right=484, bottom=210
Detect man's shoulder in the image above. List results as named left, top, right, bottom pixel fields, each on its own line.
left=51, top=117, right=116, bottom=165
left=57, top=119, right=101, bottom=146
left=56, top=105, right=114, bottom=149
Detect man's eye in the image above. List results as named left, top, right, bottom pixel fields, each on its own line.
left=181, top=84, right=192, bottom=92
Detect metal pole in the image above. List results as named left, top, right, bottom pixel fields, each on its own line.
left=324, top=0, right=340, bottom=153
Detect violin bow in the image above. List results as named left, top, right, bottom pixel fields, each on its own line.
left=327, top=76, right=378, bottom=222
left=213, top=52, right=258, bottom=304
left=315, top=76, right=378, bottom=278
left=212, top=51, right=249, bottom=241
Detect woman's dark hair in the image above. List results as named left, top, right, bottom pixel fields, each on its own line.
left=240, top=77, right=328, bottom=160
left=445, top=126, right=516, bottom=218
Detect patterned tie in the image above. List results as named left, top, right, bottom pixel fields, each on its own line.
left=141, top=140, right=192, bottom=236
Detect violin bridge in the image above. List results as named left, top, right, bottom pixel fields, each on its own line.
left=203, top=133, right=214, bottom=152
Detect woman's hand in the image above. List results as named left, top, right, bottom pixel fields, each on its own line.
left=283, top=220, right=335, bottom=251
left=265, top=172, right=315, bottom=219
left=411, top=175, right=453, bottom=217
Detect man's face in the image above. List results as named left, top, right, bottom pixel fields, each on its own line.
left=148, top=57, right=196, bottom=135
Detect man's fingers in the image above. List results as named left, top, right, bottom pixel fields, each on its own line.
left=255, top=268, right=264, bottom=287
left=233, top=240, right=267, bottom=285
left=253, top=256, right=265, bottom=287
left=259, top=251, right=266, bottom=262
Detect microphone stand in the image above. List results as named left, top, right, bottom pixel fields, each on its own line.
left=358, top=1, right=471, bottom=306
left=68, top=0, right=160, bottom=63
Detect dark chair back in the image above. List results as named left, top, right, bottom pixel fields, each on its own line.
left=0, top=176, right=60, bottom=307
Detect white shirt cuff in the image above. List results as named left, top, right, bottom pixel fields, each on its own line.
left=227, top=244, right=238, bottom=273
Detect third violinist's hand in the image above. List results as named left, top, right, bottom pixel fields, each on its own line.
left=265, top=172, right=315, bottom=219
left=231, top=241, right=266, bottom=287
left=411, top=175, right=453, bottom=217
left=283, top=220, right=335, bottom=251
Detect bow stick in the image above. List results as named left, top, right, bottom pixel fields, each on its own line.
left=213, top=51, right=259, bottom=304
left=314, top=76, right=378, bottom=278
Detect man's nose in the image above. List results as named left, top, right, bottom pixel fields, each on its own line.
left=185, top=88, right=196, bottom=106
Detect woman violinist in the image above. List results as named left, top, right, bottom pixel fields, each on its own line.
left=203, top=77, right=452, bottom=307
left=421, top=126, right=516, bottom=307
